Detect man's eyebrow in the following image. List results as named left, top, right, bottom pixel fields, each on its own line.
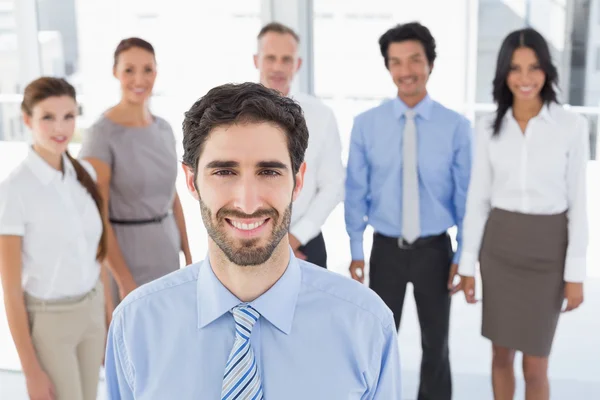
left=205, top=160, right=239, bottom=169
left=257, top=161, right=288, bottom=170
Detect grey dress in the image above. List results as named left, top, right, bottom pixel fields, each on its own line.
left=78, top=115, right=181, bottom=304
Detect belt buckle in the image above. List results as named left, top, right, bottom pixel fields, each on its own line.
left=397, top=238, right=412, bottom=249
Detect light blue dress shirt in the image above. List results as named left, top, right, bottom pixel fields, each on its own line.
left=345, top=95, right=473, bottom=263
left=105, top=250, right=402, bottom=399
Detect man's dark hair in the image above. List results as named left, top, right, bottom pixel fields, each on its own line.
left=257, top=22, right=300, bottom=43
left=182, top=82, right=309, bottom=177
left=378, top=22, right=437, bottom=69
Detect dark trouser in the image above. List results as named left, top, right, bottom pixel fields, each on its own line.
left=298, top=232, right=327, bottom=268
left=369, top=232, right=453, bottom=400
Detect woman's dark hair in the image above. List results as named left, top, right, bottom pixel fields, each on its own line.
left=491, top=28, right=558, bottom=135
left=378, top=22, right=437, bottom=69
left=21, top=77, right=107, bottom=261
left=113, top=37, right=156, bottom=68
left=182, top=82, right=309, bottom=178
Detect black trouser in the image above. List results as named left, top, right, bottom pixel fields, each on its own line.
left=369, top=232, right=453, bottom=400
left=298, top=232, right=327, bottom=268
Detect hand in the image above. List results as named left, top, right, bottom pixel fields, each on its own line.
left=447, top=263, right=461, bottom=295
left=349, top=260, right=365, bottom=283
left=118, top=277, right=137, bottom=301
left=563, top=282, right=584, bottom=312
left=289, top=234, right=302, bottom=251
left=294, top=249, right=307, bottom=260
left=26, top=367, right=55, bottom=400
left=460, top=275, right=477, bottom=304
left=289, top=234, right=307, bottom=260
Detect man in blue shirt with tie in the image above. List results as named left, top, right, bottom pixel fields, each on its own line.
left=104, top=82, right=401, bottom=399
left=345, top=22, right=473, bottom=400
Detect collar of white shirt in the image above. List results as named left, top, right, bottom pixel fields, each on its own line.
left=196, top=247, right=301, bottom=335
left=504, top=103, right=555, bottom=124
left=25, top=148, right=76, bottom=185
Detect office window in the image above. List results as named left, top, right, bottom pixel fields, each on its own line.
left=477, top=0, right=599, bottom=160
left=0, top=0, right=22, bottom=142
left=314, top=0, right=403, bottom=163
left=19, top=0, right=263, bottom=139
left=314, top=0, right=472, bottom=159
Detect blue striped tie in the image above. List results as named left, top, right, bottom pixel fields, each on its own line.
left=221, top=304, right=263, bottom=400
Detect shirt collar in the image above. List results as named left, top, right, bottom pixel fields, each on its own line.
left=25, top=148, right=76, bottom=185
left=392, top=93, right=433, bottom=121
left=539, top=102, right=555, bottom=123
left=196, top=247, right=301, bottom=335
left=505, top=102, right=555, bottom=124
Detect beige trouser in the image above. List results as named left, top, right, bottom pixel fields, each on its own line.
left=25, top=281, right=106, bottom=400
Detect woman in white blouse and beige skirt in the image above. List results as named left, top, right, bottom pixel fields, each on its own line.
left=459, top=28, right=588, bottom=400
left=0, top=78, right=107, bottom=400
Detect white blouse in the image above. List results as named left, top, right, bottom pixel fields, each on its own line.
left=0, top=149, right=103, bottom=299
left=459, top=103, right=589, bottom=283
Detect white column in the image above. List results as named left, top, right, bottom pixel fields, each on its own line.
left=14, top=0, right=41, bottom=87
left=597, top=102, right=600, bottom=161
left=465, top=0, right=480, bottom=122
left=263, top=0, right=314, bottom=94
left=74, top=0, right=122, bottom=120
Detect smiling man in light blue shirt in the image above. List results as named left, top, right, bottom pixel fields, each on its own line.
left=345, top=22, right=473, bottom=400
left=104, top=82, right=401, bottom=399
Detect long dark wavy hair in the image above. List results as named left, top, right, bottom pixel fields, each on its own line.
left=491, top=28, right=558, bottom=136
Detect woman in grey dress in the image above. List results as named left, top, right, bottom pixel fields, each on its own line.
left=79, top=38, right=192, bottom=310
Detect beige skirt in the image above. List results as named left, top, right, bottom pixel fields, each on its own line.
left=480, top=208, right=567, bottom=357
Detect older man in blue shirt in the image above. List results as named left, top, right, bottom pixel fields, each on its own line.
left=345, top=23, right=473, bottom=400
left=104, top=82, right=401, bottom=399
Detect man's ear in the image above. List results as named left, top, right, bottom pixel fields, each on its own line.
left=292, top=162, right=306, bottom=202
left=182, top=163, right=199, bottom=200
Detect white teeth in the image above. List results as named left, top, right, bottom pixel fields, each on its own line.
left=231, top=220, right=266, bottom=231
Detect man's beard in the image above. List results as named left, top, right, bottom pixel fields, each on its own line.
left=199, top=197, right=291, bottom=266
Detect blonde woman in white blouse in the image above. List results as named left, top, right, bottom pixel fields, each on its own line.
left=458, top=29, right=588, bottom=400
left=0, top=78, right=108, bottom=400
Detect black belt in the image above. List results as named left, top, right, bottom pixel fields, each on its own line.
left=374, top=232, right=447, bottom=250
left=109, top=212, right=170, bottom=225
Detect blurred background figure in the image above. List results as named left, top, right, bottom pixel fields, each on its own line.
left=254, top=22, right=344, bottom=268
left=78, top=38, right=192, bottom=310
left=345, top=21, right=473, bottom=400
left=459, top=28, right=588, bottom=400
left=0, top=77, right=107, bottom=400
